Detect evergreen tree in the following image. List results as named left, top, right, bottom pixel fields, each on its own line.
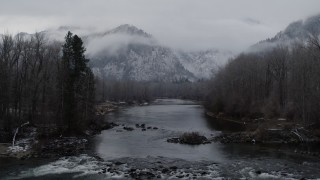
left=61, top=31, right=75, bottom=132
left=61, top=31, right=95, bottom=133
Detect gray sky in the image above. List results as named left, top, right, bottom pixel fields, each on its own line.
left=0, top=0, right=319, bottom=52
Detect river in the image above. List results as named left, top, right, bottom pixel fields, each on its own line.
left=1, top=99, right=319, bottom=179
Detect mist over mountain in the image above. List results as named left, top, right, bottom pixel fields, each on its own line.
left=74, top=14, right=320, bottom=81
left=84, top=24, right=233, bottom=81
left=11, top=14, right=320, bottom=82
left=5, top=14, right=320, bottom=82
left=251, top=14, right=320, bottom=52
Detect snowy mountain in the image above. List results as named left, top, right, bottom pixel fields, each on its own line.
left=176, top=49, right=232, bottom=79
left=104, top=24, right=152, bottom=38
left=251, top=14, right=320, bottom=51
left=90, top=43, right=195, bottom=82
left=85, top=24, right=233, bottom=81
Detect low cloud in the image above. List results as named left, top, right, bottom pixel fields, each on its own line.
left=86, top=34, right=156, bottom=57
left=1, top=0, right=320, bottom=52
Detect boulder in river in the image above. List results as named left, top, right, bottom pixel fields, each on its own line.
left=179, top=132, right=209, bottom=145
left=123, top=127, right=134, bottom=131
left=167, top=132, right=210, bottom=145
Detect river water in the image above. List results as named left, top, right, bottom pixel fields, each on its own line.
left=1, top=99, right=320, bottom=179
left=94, top=99, right=224, bottom=162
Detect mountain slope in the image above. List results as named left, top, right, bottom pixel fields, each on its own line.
left=90, top=43, right=195, bottom=81
left=86, top=24, right=233, bottom=81
left=251, top=14, right=320, bottom=51
left=176, top=49, right=233, bottom=79
left=87, top=25, right=195, bottom=81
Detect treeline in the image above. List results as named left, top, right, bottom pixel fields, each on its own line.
left=95, top=78, right=152, bottom=103
left=95, top=78, right=207, bottom=103
left=206, top=35, right=320, bottom=125
left=149, top=81, right=207, bottom=100
left=0, top=31, right=95, bottom=135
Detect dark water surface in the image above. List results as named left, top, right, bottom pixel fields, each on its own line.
left=1, top=99, right=320, bottom=179
left=94, top=99, right=224, bottom=161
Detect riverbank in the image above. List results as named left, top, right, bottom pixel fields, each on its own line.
left=206, top=112, right=320, bottom=145
left=0, top=99, right=153, bottom=160
left=0, top=126, right=116, bottom=160
left=0, top=101, right=125, bottom=160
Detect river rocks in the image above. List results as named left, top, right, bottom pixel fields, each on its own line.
left=37, top=137, right=88, bottom=157
left=162, top=168, right=169, bottom=173
left=123, top=127, right=134, bottom=131
left=134, top=124, right=159, bottom=132
left=141, top=124, right=146, bottom=129
left=170, top=166, right=178, bottom=170
left=114, top=161, right=125, bottom=165
left=130, top=171, right=156, bottom=179
left=167, top=138, right=180, bottom=143
left=102, top=168, right=107, bottom=173
left=88, top=121, right=119, bottom=136
left=136, top=124, right=146, bottom=128
left=102, top=122, right=119, bottom=130
left=104, top=156, right=222, bottom=180
left=213, top=132, right=254, bottom=144
left=167, top=132, right=210, bottom=145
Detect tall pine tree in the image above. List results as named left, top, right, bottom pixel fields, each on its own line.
left=61, top=31, right=95, bottom=133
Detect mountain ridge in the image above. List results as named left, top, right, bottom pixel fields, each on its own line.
left=86, top=24, right=232, bottom=81
left=250, top=14, right=320, bottom=52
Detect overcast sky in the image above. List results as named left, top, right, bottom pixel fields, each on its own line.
left=0, top=0, right=319, bottom=52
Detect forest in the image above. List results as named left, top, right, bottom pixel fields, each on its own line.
left=0, top=31, right=208, bottom=140
left=0, top=32, right=95, bottom=138
left=2, top=29, right=320, bottom=141
left=206, top=35, right=320, bottom=125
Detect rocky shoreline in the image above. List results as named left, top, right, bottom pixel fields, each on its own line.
left=205, top=111, right=320, bottom=158
left=0, top=100, right=155, bottom=161
left=0, top=128, right=100, bottom=160
left=211, top=130, right=320, bottom=144
left=206, top=112, right=320, bottom=143
left=0, top=116, right=125, bottom=160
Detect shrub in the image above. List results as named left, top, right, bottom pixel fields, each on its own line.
left=179, top=132, right=208, bottom=145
